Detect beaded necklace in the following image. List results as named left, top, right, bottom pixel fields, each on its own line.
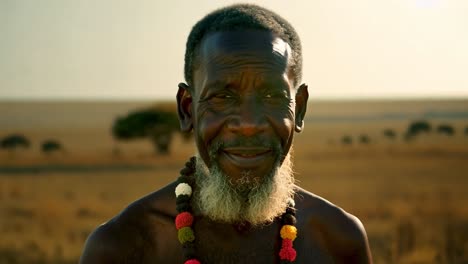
left=174, top=157, right=298, bottom=263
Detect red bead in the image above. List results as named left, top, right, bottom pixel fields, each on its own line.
left=184, top=259, right=201, bottom=264
left=279, top=246, right=297, bottom=262
left=282, top=238, right=293, bottom=248
left=175, top=212, right=194, bottom=229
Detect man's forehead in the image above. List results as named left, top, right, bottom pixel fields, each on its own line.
left=199, top=30, right=292, bottom=60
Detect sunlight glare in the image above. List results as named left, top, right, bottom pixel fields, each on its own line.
left=414, top=0, right=442, bottom=8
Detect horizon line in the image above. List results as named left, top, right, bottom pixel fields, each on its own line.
left=2, top=95, right=468, bottom=102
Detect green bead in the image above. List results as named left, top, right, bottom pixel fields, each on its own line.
left=178, top=227, right=195, bottom=244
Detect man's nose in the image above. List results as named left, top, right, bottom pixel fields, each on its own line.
left=227, top=97, right=267, bottom=137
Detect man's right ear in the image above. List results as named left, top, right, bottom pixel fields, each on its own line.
left=176, top=83, right=193, bottom=132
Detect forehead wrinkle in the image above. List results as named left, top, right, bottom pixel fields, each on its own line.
left=238, top=71, right=263, bottom=91
left=201, top=52, right=289, bottom=89
left=194, top=31, right=295, bottom=95
left=202, top=31, right=289, bottom=56
left=205, top=52, right=288, bottom=70
left=200, top=32, right=290, bottom=72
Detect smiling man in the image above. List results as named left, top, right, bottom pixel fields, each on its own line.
left=80, top=4, right=372, bottom=264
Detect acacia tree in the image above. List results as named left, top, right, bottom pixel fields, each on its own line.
left=112, top=108, right=181, bottom=155
left=41, top=140, right=64, bottom=155
left=404, top=120, right=431, bottom=141
left=359, top=134, right=371, bottom=145
left=341, top=135, right=352, bottom=145
left=436, top=124, right=455, bottom=136
left=0, top=133, right=30, bottom=156
left=383, top=129, right=397, bottom=140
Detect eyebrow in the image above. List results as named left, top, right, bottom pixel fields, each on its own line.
left=206, top=52, right=288, bottom=70
left=198, top=80, right=229, bottom=99
left=204, top=80, right=228, bottom=90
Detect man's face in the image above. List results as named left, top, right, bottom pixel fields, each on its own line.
left=178, top=30, right=307, bottom=185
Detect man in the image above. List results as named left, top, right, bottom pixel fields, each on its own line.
left=80, top=4, right=372, bottom=263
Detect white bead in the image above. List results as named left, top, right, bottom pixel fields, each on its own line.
left=175, top=183, right=192, bottom=197
left=287, top=198, right=295, bottom=207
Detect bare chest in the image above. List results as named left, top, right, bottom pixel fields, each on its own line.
left=143, top=216, right=337, bottom=264
left=193, top=220, right=280, bottom=263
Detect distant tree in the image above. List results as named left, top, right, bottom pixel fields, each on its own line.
left=405, top=120, right=431, bottom=141
left=383, top=129, right=397, bottom=140
left=359, top=134, right=371, bottom=144
left=112, top=108, right=181, bottom=154
left=0, top=134, right=30, bottom=155
left=436, top=124, right=455, bottom=136
left=341, top=135, right=352, bottom=145
left=465, top=126, right=468, bottom=136
left=41, top=140, right=64, bottom=155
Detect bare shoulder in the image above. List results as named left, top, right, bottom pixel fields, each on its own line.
left=79, top=181, right=178, bottom=263
left=294, top=186, right=373, bottom=263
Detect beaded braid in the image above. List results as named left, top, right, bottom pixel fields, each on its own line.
left=279, top=198, right=297, bottom=263
left=174, top=157, right=298, bottom=264
left=175, top=157, right=200, bottom=264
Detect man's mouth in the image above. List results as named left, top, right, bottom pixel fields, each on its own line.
left=222, top=147, right=273, bottom=168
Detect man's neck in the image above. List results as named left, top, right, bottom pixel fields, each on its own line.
left=232, top=221, right=253, bottom=234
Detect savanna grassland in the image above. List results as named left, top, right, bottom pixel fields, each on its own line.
left=1, top=100, right=467, bottom=264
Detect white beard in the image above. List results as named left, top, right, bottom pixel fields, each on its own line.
left=193, top=152, right=295, bottom=226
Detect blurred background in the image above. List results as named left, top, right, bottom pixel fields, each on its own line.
left=1, top=1, right=467, bottom=263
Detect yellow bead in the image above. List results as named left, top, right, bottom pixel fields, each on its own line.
left=280, top=225, right=297, bottom=241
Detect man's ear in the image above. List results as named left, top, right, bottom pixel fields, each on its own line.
left=295, top=83, right=309, bottom=133
left=176, top=82, right=193, bottom=132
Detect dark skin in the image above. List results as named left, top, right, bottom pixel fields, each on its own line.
left=80, top=30, right=373, bottom=263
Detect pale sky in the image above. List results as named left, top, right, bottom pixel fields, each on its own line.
left=1, top=0, right=467, bottom=100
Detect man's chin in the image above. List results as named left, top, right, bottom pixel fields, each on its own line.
left=193, top=153, right=295, bottom=226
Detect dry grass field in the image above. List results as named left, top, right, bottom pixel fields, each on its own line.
left=1, top=100, right=467, bottom=263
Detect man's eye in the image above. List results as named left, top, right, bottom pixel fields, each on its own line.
left=264, top=92, right=284, bottom=99
left=213, top=93, right=233, bottom=99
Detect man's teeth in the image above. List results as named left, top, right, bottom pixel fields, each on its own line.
left=234, top=153, right=259, bottom=157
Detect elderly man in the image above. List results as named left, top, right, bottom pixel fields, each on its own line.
left=80, top=4, right=372, bottom=264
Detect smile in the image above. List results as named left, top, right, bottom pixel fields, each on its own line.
left=222, top=147, right=273, bottom=168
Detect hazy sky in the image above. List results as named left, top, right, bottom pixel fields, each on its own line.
left=1, top=0, right=467, bottom=100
